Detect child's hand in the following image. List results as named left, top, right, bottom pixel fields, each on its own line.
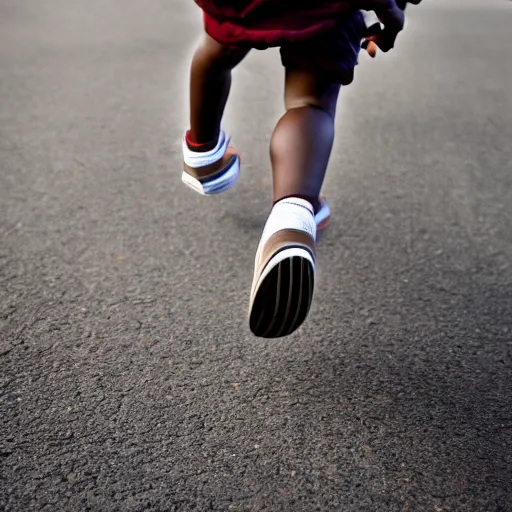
left=359, top=0, right=422, bottom=54
left=365, top=1, right=404, bottom=52
left=362, top=39, right=378, bottom=58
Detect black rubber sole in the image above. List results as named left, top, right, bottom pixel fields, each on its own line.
left=249, top=255, right=314, bottom=339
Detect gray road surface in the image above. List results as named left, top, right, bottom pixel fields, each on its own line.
left=1, top=0, right=512, bottom=510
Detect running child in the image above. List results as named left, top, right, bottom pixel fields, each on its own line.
left=181, top=0, right=422, bottom=338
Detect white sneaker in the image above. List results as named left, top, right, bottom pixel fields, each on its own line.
left=182, top=130, right=240, bottom=195
left=249, top=198, right=317, bottom=338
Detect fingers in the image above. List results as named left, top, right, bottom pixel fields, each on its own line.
left=359, top=0, right=422, bottom=56
left=367, top=27, right=401, bottom=53
left=361, top=39, right=378, bottom=58
left=365, top=2, right=404, bottom=53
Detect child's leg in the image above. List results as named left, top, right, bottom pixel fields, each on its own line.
left=249, top=59, right=355, bottom=338
left=269, top=67, right=344, bottom=213
left=189, top=33, right=249, bottom=144
left=182, top=33, right=249, bottom=195
left=249, top=69, right=344, bottom=338
left=271, top=9, right=363, bottom=211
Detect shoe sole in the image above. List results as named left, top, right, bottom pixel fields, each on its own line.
left=249, top=247, right=315, bottom=338
left=181, top=157, right=240, bottom=195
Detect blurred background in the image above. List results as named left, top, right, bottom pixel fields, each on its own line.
left=1, top=0, right=511, bottom=510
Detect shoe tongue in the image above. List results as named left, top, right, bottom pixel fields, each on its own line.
left=277, top=197, right=314, bottom=215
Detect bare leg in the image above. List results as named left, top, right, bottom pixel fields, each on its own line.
left=270, top=67, right=353, bottom=212
left=249, top=60, right=354, bottom=338
left=189, top=33, right=249, bottom=145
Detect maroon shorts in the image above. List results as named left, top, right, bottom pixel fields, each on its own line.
left=201, top=0, right=353, bottom=49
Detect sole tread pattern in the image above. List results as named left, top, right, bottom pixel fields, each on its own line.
left=249, top=255, right=314, bottom=338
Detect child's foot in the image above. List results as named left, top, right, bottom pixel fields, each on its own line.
left=249, top=197, right=317, bottom=338
left=182, top=130, right=240, bottom=195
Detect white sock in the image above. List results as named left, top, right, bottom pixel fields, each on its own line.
left=260, top=197, right=317, bottom=248
left=182, top=130, right=228, bottom=168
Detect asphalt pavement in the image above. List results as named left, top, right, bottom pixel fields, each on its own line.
left=1, top=0, right=512, bottom=510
